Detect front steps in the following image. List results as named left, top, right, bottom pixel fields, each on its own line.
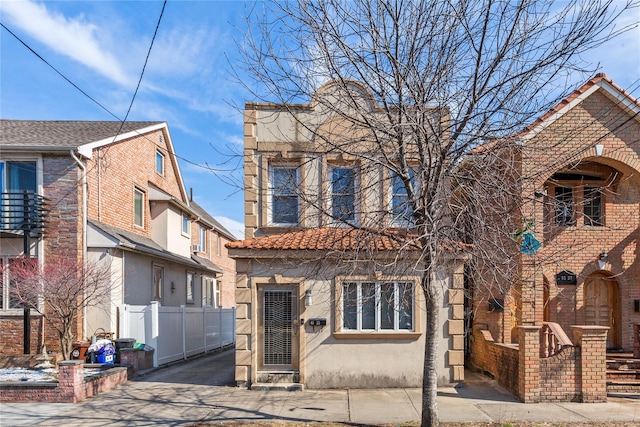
left=251, top=371, right=304, bottom=391
left=607, top=352, right=640, bottom=395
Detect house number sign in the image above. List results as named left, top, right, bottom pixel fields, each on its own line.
left=556, top=270, right=577, bottom=285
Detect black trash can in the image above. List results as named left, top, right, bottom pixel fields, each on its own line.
left=114, top=338, right=136, bottom=364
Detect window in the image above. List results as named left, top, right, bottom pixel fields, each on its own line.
left=270, top=165, right=299, bottom=225
left=216, top=233, right=221, bottom=256
left=584, top=187, right=603, bottom=226
left=1, top=161, right=37, bottom=230
left=134, top=188, right=145, bottom=228
left=156, top=151, right=165, bottom=176
left=0, top=257, right=27, bottom=311
left=341, top=281, right=414, bottom=332
left=331, top=166, right=357, bottom=223
left=152, top=264, right=163, bottom=301
left=182, top=213, right=190, bottom=236
left=198, top=226, right=206, bottom=252
left=554, top=186, right=575, bottom=226
left=186, top=272, right=194, bottom=303
left=202, top=277, right=219, bottom=307
left=391, top=169, right=416, bottom=225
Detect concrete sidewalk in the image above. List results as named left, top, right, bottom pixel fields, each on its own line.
left=2, top=349, right=640, bottom=426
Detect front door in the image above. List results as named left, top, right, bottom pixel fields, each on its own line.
left=258, top=285, right=299, bottom=371
left=584, top=273, right=619, bottom=349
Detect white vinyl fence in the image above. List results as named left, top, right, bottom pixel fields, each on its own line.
left=119, top=302, right=235, bottom=367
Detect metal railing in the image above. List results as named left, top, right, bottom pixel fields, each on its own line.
left=0, top=191, right=47, bottom=236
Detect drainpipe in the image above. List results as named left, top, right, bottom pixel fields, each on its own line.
left=70, top=150, right=88, bottom=338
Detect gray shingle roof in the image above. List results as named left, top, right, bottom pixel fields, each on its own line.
left=0, top=119, right=163, bottom=149
left=190, top=200, right=237, bottom=240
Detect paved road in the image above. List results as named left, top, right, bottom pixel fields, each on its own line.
left=2, top=348, right=640, bottom=426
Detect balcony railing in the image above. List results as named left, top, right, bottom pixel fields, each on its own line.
left=0, top=192, right=47, bottom=236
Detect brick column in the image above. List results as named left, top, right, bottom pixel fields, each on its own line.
left=518, top=325, right=541, bottom=403
left=57, top=360, right=84, bottom=402
left=572, top=325, right=608, bottom=403
left=634, top=323, right=640, bottom=359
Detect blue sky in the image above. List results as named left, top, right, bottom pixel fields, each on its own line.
left=1, top=1, right=639, bottom=241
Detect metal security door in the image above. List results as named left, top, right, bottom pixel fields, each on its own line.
left=258, top=286, right=299, bottom=370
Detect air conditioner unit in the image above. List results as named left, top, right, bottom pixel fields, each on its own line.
left=192, top=244, right=202, bottom=252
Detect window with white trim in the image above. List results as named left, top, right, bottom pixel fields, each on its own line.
left=341, top=281, right=414, bottom=331
left=330, top=166, right=358, bottom=223
left=269, top=165, right=299, bottom=225
left=198, top=226, right=206, bottom=252
left=134, top=188, right=145, bottom=228
left=0, top=257, right=27, bottom=311
left=182, top=213, right=190, bottom=236
left=156, top=150, right=165, bottom=176
left=202, top=276, right=219, bottom=307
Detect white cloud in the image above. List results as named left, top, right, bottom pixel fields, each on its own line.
left=215, top=216, right=245, bottom=240
left=1, top=0, right=130, bottom=85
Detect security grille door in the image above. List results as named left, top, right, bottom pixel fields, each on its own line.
left=259, top=286, right=298, bottom=370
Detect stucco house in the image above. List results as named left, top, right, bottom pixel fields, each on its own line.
left=228, top=81, right=467, bottom=389
left=0, top=120, right=236, bottom=356
left=467, top=74, right=640, bottom=401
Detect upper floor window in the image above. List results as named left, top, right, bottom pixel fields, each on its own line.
left=330, top=166, right=357, bottom=223
left=1, top=161, right=37, bottom=231
left=391, top=169, right=416, bottom=225
left=341, top=280, right=414, bottom=332
left=182, top=213, right=190, bottom=236
left=156, top=151, right=165, bottom=176
left=134, top=188, right=145, bottom=228
left=584, top=187, right=603, bottom=226
left=198, top=226, right=206, bottom=252
left=270, top=165, right=299, bottom=225
left=554, top=186, right=575, bottom=226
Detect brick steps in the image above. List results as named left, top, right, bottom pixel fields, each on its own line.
left=607, top=353, right=640, bottom=395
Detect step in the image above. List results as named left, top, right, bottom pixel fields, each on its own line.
left=607, top=370, right=640, bottom=381
left=255, top=371, right=300, bottom=384
left=607, top=379, right=640, bottom=394
left=250, top=382, right=304, bottom=391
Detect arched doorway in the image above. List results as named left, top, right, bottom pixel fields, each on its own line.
left=583, top=273, right=620, bottom=349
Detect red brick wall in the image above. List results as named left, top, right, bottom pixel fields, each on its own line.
left=85, top=128, right=185, bottom=236
left=470, top=327, right=519, bottom=396
left=0, top=362, right=127, bottom=403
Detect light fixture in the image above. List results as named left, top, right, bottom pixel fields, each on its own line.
left=305, top=289, right=313, bottom=307
left=171, top=282, right=176, bottom=293
left=595, top=144, right=604, bottom=156
left=597, top=251, right=608, bottom=269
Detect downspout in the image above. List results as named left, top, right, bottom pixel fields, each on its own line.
left=71, top=150, right=88, bottom=338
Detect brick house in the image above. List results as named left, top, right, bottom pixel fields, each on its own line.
left=467, top=74, right=640, bottom=401
left=0, top=120, right=236, bottom=355
left=228, top=80, right=467, bottom=389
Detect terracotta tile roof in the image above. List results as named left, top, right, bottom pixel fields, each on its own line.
left=227, top=227, right=469, bottom=253
left=0, top=120, right=163, bottom=149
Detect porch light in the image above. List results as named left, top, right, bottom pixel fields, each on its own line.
left=597, top=251, right=608, bottom=269
left=305, top=289, right=313, bottom=307
left=595, top=144, right=604, bottom=156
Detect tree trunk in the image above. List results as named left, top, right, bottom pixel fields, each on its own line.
left=60, top=326, right=74, bottom=361
left=421, top=274, right=440, bottom=427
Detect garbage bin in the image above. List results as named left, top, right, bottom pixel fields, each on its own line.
left=71, top=340, right=90, bottom=361
left=114, top=338, right=136, bottom=364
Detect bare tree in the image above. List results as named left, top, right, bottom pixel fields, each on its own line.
left=236, top=1, right=635, bottom=425
left=5, top=256, right=112, bottom=360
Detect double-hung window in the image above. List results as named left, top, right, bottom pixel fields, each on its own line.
left=391, top=169, right=416, bottom=225
left=186, top=272, right=194, bottom=303
left=330, top=166, right=357, bottom=223
left=342, top=281, right=414, bottom=332
left=270, top=165, right=299, bottom=225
